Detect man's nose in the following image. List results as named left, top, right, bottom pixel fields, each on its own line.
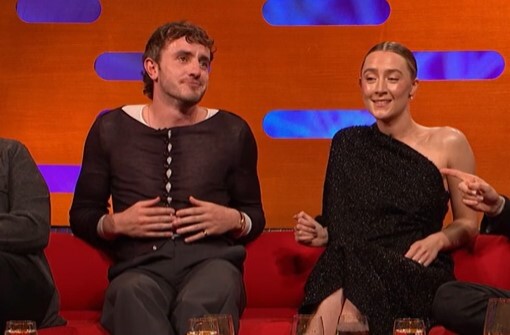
left=188, top=59, right=202, bottom=76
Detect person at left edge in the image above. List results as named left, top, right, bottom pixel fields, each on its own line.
left=0, top=138, right=66, bottom=333
left=69, top=21, right=265, bottom=335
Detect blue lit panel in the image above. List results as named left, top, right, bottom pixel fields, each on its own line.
left=415, top=51, right=505, bottom=80
left=262, top=0, right=390, bottom=25
left=263, top=110, right=375, bottom=139
left=95, top=52, right=144, bottom=81
left=38, top=165, right=81, bottom=193
left=16, top=0, right=101, bottom=23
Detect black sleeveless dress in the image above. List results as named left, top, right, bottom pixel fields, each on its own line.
left=300, top=125, right=454, bottom=335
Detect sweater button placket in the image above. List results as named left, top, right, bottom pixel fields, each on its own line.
left=165, top=130, right=174, bottom=239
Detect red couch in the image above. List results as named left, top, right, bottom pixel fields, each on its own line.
left=39, top=231, right=510, bottom=335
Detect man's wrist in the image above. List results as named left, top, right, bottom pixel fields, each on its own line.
left=97, top=214, right=118, bottom=240
left=230, top=210, right=248, bottom=238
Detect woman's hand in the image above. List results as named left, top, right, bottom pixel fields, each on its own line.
left=293, top=211, right=328, bottom=247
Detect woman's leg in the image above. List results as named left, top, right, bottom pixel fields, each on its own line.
left=314, top=289, right=363, bottom=335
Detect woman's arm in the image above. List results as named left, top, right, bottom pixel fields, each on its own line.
left=405, top=127, right=479, bottom=266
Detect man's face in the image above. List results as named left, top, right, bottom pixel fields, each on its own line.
left=151, top=36, right=211, bottom=106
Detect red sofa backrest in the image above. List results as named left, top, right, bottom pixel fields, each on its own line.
left=44, top=231, right=510, bottom=313
left=45, top=232, right=111, bottom=311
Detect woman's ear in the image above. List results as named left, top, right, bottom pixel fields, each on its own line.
left=409, top=79, right=419, bottom=99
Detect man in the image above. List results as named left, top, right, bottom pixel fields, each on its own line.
left=70, top=21, right=265, bottom=335
left=432, top=167, right=510, bottom=335
left=0, top=138, right=65, bottom=332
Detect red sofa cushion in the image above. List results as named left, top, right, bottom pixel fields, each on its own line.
left=244, top=231, right=323, bottom=308
left=45, top=233, right=111, bottom=311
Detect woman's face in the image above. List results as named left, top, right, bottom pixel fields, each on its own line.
left=360, top=50, right=418, bottom=122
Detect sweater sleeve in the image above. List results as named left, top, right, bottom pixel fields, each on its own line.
left=69, top=116, right=114, bottom=251
left=229, top=121, right=265, bottom=244
left=0, top=140, right=50, bottom=254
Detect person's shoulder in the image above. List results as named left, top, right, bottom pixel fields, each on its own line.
left=212, top=109, right=252, bottom=129
left=95, top=106, right=125, bottom=121
left=332, top=124, right=373, bottom=141
left=428, top=126, right=470, bottom=148
left=216, top=109, right=246, bottom=122
left=0, top=138, right=29, bottom=155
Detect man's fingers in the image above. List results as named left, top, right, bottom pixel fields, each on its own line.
left=440, top=168, right=472, bottom=181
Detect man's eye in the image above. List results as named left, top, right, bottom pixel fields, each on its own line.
left=388, top=77, right=399, bottom=82
left=200, top=61, right=210, bottom=69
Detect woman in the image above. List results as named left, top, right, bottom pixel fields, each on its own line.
left=294, top=42, right=479, bottom=335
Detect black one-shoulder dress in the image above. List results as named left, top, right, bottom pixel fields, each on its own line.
left=301, top=125, right=454, bottom=335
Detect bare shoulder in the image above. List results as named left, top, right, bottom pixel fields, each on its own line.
left=427, top=126, right=470, bottom=148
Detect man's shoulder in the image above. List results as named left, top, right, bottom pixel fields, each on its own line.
left=211, top=109, right=251, bottom=129
left=95, top=106, right=126, bottom=121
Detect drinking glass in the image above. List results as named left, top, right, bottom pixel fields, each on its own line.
left=187, top=316, right=219, bottom=335
left=290, top=314, right=324, bottom=335
left=204, top=314, right=234, bottom=335
left=393, top=318, right=426, bottom=335
left=4, top=320, right=37, bottom=335
left=483, top=298, right=510, bottom=335
left=337, top=314, right=369, bottom=335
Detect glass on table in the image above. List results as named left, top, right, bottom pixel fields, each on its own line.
left=187, top=316, right=219, bottom=335
left=204, top=314, right=234, bottom=335
left=4, top=320, right=37, bottom=335
left=483, top=298, right=510, bottom=335
left=336, top=314, right=369, bottom=335
left=393, top=318, right=426, bottom=335
left=291, top=314, right=324, bottom=335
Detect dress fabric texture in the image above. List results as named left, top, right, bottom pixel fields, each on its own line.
left=300, top=125, right=454, bottom=335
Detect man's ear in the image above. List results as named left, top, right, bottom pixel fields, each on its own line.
left=144, top=58, right=158, bottom=80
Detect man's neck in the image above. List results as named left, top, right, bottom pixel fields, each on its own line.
left=147, top=101, right=204, bottom=129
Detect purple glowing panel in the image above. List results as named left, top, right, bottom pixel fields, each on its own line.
left=16, top=0, right=101, bottom=23
left=95, top=52, right=144, bottom=81
left=415, top=51, right=505, bottom=80
left=262, top=0, right=390, bottom=25
left=38, top=165, right=81, bottom=193
left=263, top=110, right=375, bottom=139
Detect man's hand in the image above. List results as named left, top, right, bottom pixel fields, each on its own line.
left=441, top=168, right=504, bottom=216
left=293, top=211, right=328, bottom=247
left=173, top=196, right=240, bottom=243
left=104, top=197, right=175, bottom=239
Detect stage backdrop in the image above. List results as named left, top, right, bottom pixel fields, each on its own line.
left=1, top=0, right=508, bottom=228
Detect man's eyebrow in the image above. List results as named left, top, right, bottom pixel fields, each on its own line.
left=175, top=50, right=193, bottom=56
